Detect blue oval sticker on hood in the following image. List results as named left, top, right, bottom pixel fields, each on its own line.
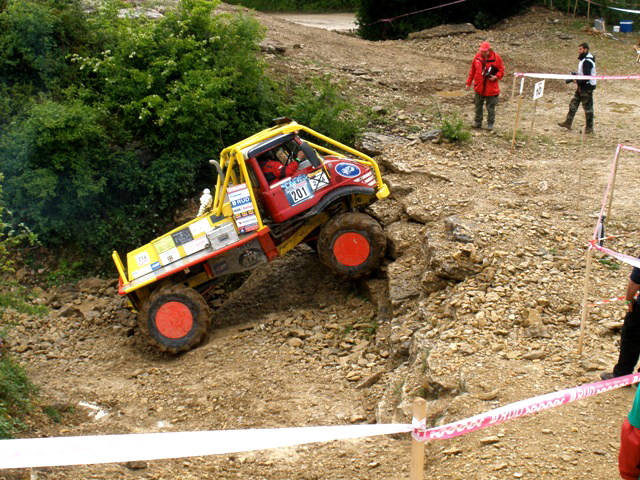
left=335, top=162, right=361, bottom=178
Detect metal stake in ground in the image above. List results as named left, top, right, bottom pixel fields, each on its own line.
left=410, top=397, right=427, bottom=480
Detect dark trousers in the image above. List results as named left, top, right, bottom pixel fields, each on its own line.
left=474, top=93, right=499, bottom=127
left=614, top=306, right=640, bottom=376
left=565, top=88, right=594, bottom=128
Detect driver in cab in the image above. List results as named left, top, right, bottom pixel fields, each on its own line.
left=258, top=146, right=305, bottom=185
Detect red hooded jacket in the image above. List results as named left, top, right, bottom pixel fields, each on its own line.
left=466, top=50, right=505, bottom=97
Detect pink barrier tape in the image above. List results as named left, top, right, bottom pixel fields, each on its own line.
left=591, top=242, right=640, bottom=269
left=3, top=374, right=640, bottom=468
left=412, top=373, right=640, bottom=442
left=622, top=145, right=640, bottom=153
left=0, top=424, right=413, bottom=469
left=514, top=72, right=640, bottom=81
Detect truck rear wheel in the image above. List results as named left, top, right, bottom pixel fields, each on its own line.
left=138, top=284, right=211, bottom=354
left=318, top=212, right=386, bottom=279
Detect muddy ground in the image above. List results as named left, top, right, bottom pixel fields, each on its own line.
left=4, top=3, right=640, bottom=479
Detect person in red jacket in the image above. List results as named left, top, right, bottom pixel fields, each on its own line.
left=258, top=150, right=299, bottom=185
left=619, top=386, right=640, bottom=479
left=466, top=41, right=505, bottom=131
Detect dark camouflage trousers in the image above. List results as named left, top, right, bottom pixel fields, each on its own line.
left=474, top=93, right=499, bottom=127
left=565, top=88, right=594, bottom=128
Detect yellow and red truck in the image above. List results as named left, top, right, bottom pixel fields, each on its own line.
left=113, top=119, right=389, bottom=353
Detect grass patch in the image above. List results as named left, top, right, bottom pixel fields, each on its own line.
left=440, top=113, right=471, bottom=143
left=0, top=352, right=38, bottom=439
left=0, top=283, right=48, bottom=320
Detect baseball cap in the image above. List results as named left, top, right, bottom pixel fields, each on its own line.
left=479, top=42, right=491, bottom=52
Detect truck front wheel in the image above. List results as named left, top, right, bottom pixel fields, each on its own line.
left=138, top=284, right=211, bottom=354
left=318, top=212, right=386, bottom=279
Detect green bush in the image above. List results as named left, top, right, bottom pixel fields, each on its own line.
left=0, top=0, right=280, bottom=257
left=440, top=113, right=471, bottom=143
left=0, top=351, right=37, bottom=439
left=282, top=75, right=364, bottom=146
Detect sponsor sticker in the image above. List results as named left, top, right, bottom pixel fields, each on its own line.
left=282, top=175, right=314, bottom=206
left=335, top=162, right=361, bottom=178
left=159, top=247, right=181, bottom=266
left=308, top=170, right=330, bottom=192
left=189, top=218, right=211, bottom=237
left=135, top=251, right=150, bottom=267
left=182, top=236, right=209, bottom=256
left=132, top=264, right=153, bottom=280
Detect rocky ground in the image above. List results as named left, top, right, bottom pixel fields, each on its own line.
left=3, top=3, right=640, bottom=479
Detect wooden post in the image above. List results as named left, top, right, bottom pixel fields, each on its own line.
left=576, top=129, right=585, bottom=212
left=577, top=248, right=594, bottom=355
left=511, top=94, right=524, bottom=151
left=587, top=0, right=591, bottom=19
left=573, top=0, right=579, bottom=17
left=410, top=398, right=427, bottom=480
left=525, top=98, right=538, bottom=148
left=510, top=74, right=517, bottom=102
left=607, top=146, right=622, bottom=220
left=568, top=0, right=570, bottom=15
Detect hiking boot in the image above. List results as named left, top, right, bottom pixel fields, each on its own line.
left=584, top=126, right=593, bottom=134
left=472, top=123, right=482, bottom=129
left=557, top=120, right=572, bottom=130
left=486, top=123, right=494, bottom=131
left=601, top=371, right=633, bottom=387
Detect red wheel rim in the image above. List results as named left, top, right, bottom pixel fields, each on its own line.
left=333, top=232, right=370, bottom=267
left=155, top=301, right=193, bottom=339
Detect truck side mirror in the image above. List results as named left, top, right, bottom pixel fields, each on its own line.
left=299, top=143, right=321, bottom=168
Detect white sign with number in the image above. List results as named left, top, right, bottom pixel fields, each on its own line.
left=533, top=80, right=545, bottom=100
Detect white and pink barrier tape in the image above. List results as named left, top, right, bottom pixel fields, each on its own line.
left=1, top=373, right=638, bottom=469
left=514, top=72, right=640, bottom=81
left=590, top=144, right=640, bottom=267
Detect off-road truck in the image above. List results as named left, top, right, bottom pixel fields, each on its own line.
left=112, top=118, right=390, bottom=353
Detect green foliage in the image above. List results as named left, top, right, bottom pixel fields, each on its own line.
left=0, top=283, right=48, bottom=319
left=282, top=75, right=364, bottom=146
left=224, top=0, right=357, bottom=12
left=0, top=351, right=37, bottom=439
left=357, top=0, right=532, bottom=40
left=440, top=113, right=471, bottom=143
left=0, top=0, right=280, bottom=257
left=0, top=175, right=38, bottom=274
left=0, top=0, right=89, bottom=90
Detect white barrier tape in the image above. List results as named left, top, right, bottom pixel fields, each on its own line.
left=412, top=373, right=640, bottom=442
left=591, top=243, right=640, bottom=269
left=3, top=373, right=639, bottom=468
left=622, top=145, right=640, bottom=153
left=0, top=424, right=412, bottom=470
left=412, top=418, right=426, bottom=430
left=514, top=72, right=640, bottom=81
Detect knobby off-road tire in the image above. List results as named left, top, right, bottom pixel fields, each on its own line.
left=317, top=212, right=386, bottom=279
left=138, top=284, right=211, bottom=354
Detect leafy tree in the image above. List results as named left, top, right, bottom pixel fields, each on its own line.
left=0, top=0, right=280, bottom=256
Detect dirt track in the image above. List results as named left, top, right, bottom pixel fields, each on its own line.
left=6, top=4, right=640, bottom=479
